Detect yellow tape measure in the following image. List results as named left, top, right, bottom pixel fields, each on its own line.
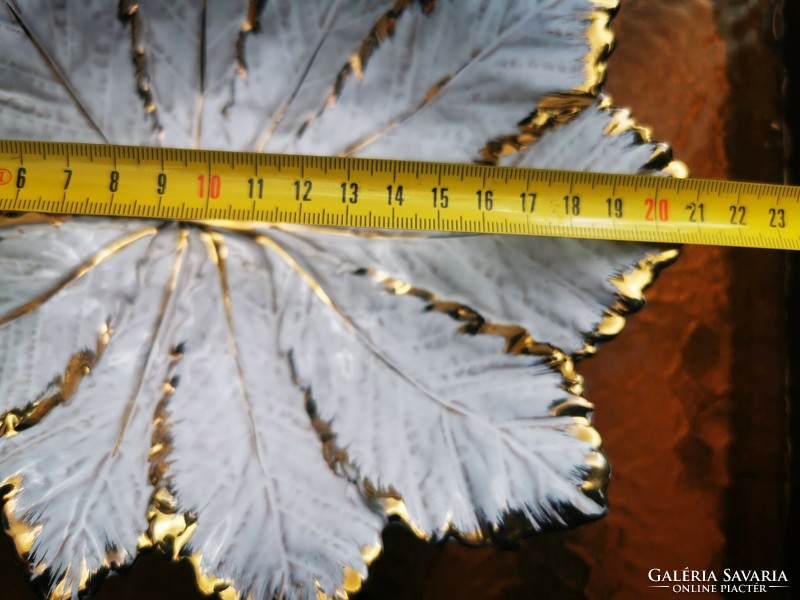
left=1, top=140, right=799, bottom=250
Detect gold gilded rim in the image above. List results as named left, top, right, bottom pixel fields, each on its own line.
left=349, top=272, right=609, bottom=547
left=574, top=95, right=687, bottom=361
left=479, top=0, right=620, bottom=163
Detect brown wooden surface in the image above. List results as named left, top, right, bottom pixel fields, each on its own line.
left=0, top=1, right=790, bottom=598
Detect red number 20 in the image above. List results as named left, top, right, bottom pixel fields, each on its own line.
left=645, top=197, right=669, bottom=221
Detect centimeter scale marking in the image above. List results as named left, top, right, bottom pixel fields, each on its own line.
left=2, top=139, right=800, bottom=250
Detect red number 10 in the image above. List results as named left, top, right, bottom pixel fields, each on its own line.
left=198, top=174, right=221, bottom=199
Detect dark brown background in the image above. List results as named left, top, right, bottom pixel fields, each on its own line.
left=1, top=0, right=794, bottom=598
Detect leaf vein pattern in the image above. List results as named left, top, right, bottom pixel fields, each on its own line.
left=205, top=232, right=293, bottom=583
left=261, top=231, right=585, bottom=479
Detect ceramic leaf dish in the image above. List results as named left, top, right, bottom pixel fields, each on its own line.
left=0, top=1, right=682, bottom=598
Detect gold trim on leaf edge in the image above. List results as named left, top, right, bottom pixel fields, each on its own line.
left=479, top=0, right=619, bottom=163
left=574, top=94, right=687, bottom=361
